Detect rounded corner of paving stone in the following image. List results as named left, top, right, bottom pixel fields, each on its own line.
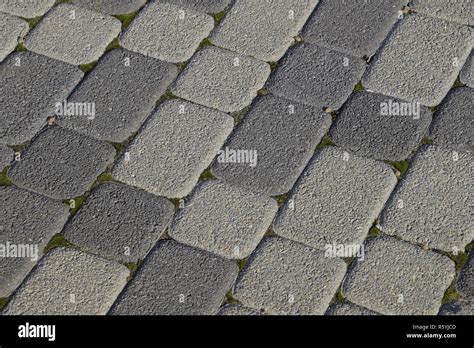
left=0, top=13, right=29, bottom=63
left=0, top=0, right=56, bottom=18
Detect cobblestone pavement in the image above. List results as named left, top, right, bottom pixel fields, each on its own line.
left=0, top=0, right=472, bottom=316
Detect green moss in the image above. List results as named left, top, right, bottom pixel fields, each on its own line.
left=385, top=160, right=409, bottom=177
left=157, top=87, right=178, bottom=106
left=441, top=283, right=461, bottom=305
left=44, top=234, right=75, bottom=254
left=211, top=11, right=226, bottom=25
left=22, top=16, right=43, bottom=29
left=257, top=88, right=269, bottom=96
left=230, top=107, right=250, bottom=125
left=367, top=226, right=382, bottom=237
left=237, top=257, right=249, bottom=271
left=0, top=167, right=12, bottom=186
left=114, top=11, right=140, bottom=31
left=79, top=61, right=98, bottom=73
left=316, top=136, right=336, bottom=149
left=268, top=61, right=278, bottom=70
left=0, top=298, right=9, bottom=311
left=176, top=61, right=189, bottom=73
left=198, top=38, right=213, bottom=49
left=16, top=42, right=28, bottom=52
left=421, top=137, right=434, bottom=145
left=199, top=167, right=215, bottom=182
left=96, top=171, right=113, bottom=184
left=330, top=289, right=346, bottom=305
left=273, top=193, right=288, bottom=206
left=169, top=198, right=184, bottom=209
left=224, top=290, right=240, bottom=305
left=63, top=194, right=88, bottom=216
left=452, top=78, right=465, bottom=89
left=105, top=37, right=121, bottom=52
left=354, top=82, right=365, bottom=92
left=343, top=256, right=355, bottom=265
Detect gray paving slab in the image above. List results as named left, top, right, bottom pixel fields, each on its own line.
left=439, top=300, right=474, bottom=315
left=9, top=127, right=116, bottom=200
left=362, top=14, right=473, bottom=107
left=380, top=146, right=473, bottom=253
left=120, top=2, right=214, bottom=63
left=302, top=0, right=407, bottom=58
left=0, top=13, right=28, bottom=63
left=457, top=250, right=473, bottom=300
left=0, top=186, right=69, bottom=298
left=429, top=87, right=473, bottom=153
left=325, top=302, right=380, bottom=316
left=160, top=0, right=231, bottom=13
left=460, top=52, right=473, bottom=87
left=0, top=145, right=13, bottom=171
left=25, top=3, right=122, bottom=65
left=273, top=147, right=397, bottom=251
left=71, top=0, right=146, bottom=15
left=173, top=46, right=271, bottom=113
left=63, top=182, right=175, bottom=263
left=342, top=236, right=455, bottom=315
left=234, top=236, right=347, bottom=315
left=110, top=240, right=239, bottom=315
left=211, top=95, right=332, bottom=196
left=113, top=100, right=233, bottom=198
left=0, top=51, right=83, bottom=145
left=2, top=248, right=129, bottom=315
left=331, top=91, right=432, bottom=161
left=169, top=181, right=278, bottom=259
left=410, top=0, right=474, bottom=26
left=210, top=0, right=319, bottom=61
left=217, top=304, right=263, bottom=316
left=266, top=43, right=367, bottom=110
left=0, top=0, right=54, bottom=18
left=57, top=48, right=178, bottom=143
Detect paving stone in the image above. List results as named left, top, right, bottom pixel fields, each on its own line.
left=161, top=0, right=231, bottom=13
left=274, top=147, right=397, bottom=251
left=2, top=248, right=129, bottom=315
left=63, top=182, right=174, bottom=263
left=212, top=95, right=331, bottom=196
left=342, top=236, right=455, bottom=315
left=0, top=186, right=69, bottom=298
left=302, top=0, right=407, bottom=58
left=266, top=43, right=367, bottom=110
left=429, top=87, right=473, bottom=153
left=57, top=48, right=178, bottom=143
left=0, top=145, right=13, bottom=171
left=110, top=240, right=238, bottom=315
left=379, top=146, right=473, bottom=253
left=331, top=91, right=432, bottom=161
left=439, top=300, right=474, bottom=315
left=325, top=302, right=380, bottom=316
left=410, top=0, right=474, bottom=26
left=0, top=0, right=55, bottom=18
left=362, top=14, right=473, bottom=107
left=120, top=2, right=214, bottom=63
left=457, top=250, right=473, bottom=300
left=234, top=236, right=346, bottom=315
left=25, top=3, right=122, bottom=65
left=210, top=0, right=319, bottom=61
left=0, top=13, right=28, bottom=63
left=0, top=51, right=83, bottom=145
left=460, top=52, right=474, bottom=88
left=113, top=100, right=233, bottom=198
left=71, top=0, right=146, bottom=15
left=9, top=127, right=116, bottom=200
left=217, top=304, right=263, bottom=316
left=170, top=181, right=278, bottom=259
left=173, top=46, right=271, bottom=112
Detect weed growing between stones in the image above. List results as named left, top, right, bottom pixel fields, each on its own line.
left=385, top=159, right=409, bottom=178
left=224, top=290, right=240, bottom=305
left=198, top=167, right=215, bottom=182
left=79, top=61, right=98, bottom=73
left=210, top=11, right=226, bottom=25
left=0, top=297, right=9, bottom=311
left=114, top=10, right=141, bottom=31
left=43, top=234, right=75, bottom=254
left=316, top=135, right=336, bottom=149
left=0, top=167, right=12, bottom=186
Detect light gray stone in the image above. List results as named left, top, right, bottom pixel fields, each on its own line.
left=0, top=51, right=83, bottom=145
left=0, top=0, right=54, bottom=18
left=331, top=91, right=432, bottom=161
left=173, top=46, right=271, bottom=112
left=210, top=0, right=319, bottom=61
left=2, top=248, right=129, bottom=315
left=160, top=0, right=231, bottom=13
left=326, top=302, right=380, bottom=316
left=342, top=236, right=455, bottom=315
left=25, top=3, right=122, bottom=65
left=429, top=87, right=473, bottom=153
left=0, top=186, right=69, bottom=297
left=439, top=300, right=474, bottom=315
left=57, top=48, right=178, bottom=143
left=0, top=13, right=28, bottom=63
left=380, top=146, right=473, bottom=253
left=120, top=2, right=214, bottom=63
left=410, top=0, right=474, bottom=26
left=110, top=240, right=238, bottom=315
left=217, top=304, right=263, bottom=316
left=63, top=182, right=175, bottom=263
left=267, top=43, right=367, bottom=110
left=302, top=0, right=407, bottom=58
left=169, top=181, right=278, bottom=259
left=71, top=0, right=146, bottom=15
left=9, top=127, right=116, bottom=200
left=234, top=236, right=347, bottom=315
left=0, top=145, right=13, bottom=171
left=274, top=147, right=397, bottom=251
left=113, top=100, right=233, bottom=198
left=362, top=14, right=473, bottom=107
left=212, top=95, right=332, bottom=196
left=460, top=52, right=473, bottom=87
left=457, top=250, right=473, bottom=300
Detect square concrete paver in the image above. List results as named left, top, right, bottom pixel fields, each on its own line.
left=113, top=100, right=233, bottom=198
left=25, top=3, right=121, bottom=65
left=274, top=147, right=397, bottom=251
left=161, top=0, right=231, bottom=13
left=71, top=0, right=146, bottom=15
left=380, top=146, right=473, bottom=253
left=325, top=302, right=379, bottom=316
left=169, top=181, right=278, bottom=259
left=9, top=127, right=116, bottom=200
left=330, top=91, right=432, bottom=161
left=2, top=248, right=129, bottom=315
left=212, top=95, right=332, bottom=196
left=120, top=2, right=214, bottom=63
left=410, top=0, right=474, bottom=26
left=460, top=52, right=473, bottom=87
left=302, top=0, right=407, bottom=58
left=342, top=236, right=455, bottom=315
left=234, top=237, right=347, bottom=315
left=0, top=186, right=69, bottom=297
left=57, top=48, right=178, bottom=143
left=267, top=43, right=367, bottom=110
left=0, top=51, right=83, bottom=145
left=0, top=145, right=13, bottom=171
left=63, top=182, right=175, bottom=263
left=0, top=13, right=29, bottom=63
left=362, top=14, right=473, bottom=107
left=173, top=46, right=271, bottom=112
left=210, top=0, right=319, bottom=61
left=0, top=0, right=55, bottom=18
left=110, top=240, right=238, bottom=315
